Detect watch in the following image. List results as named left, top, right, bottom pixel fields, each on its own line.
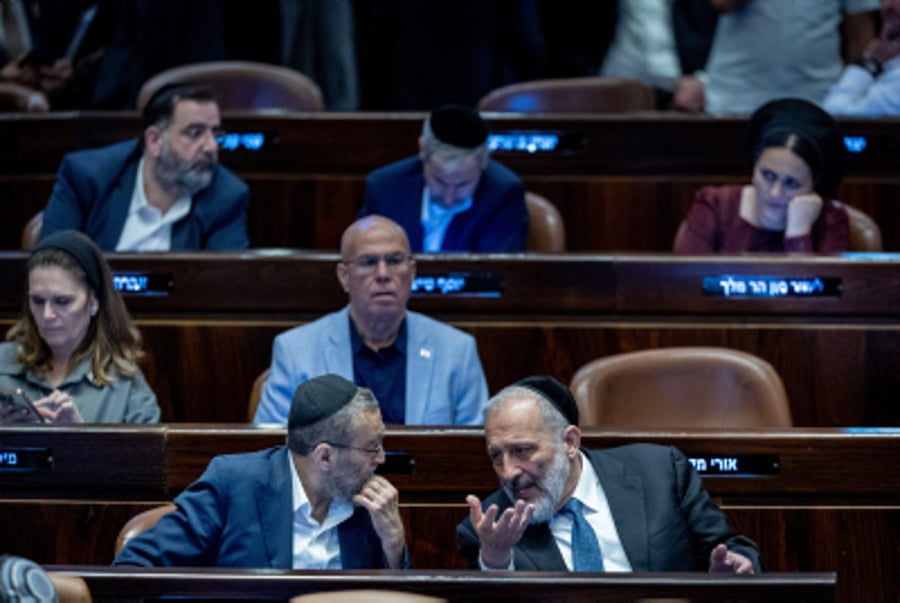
left=854, top=56, right=883, bottom=78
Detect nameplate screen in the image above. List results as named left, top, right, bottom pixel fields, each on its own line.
left=702, top=276, right=842, bottom=298
left=0, top=447, right=52, bottom=473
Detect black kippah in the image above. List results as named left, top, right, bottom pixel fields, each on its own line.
left=429, top=104, right=489, bottom=149
left=513, top=375, right=579, bottom=426
left=34, top=230, right=104, bottom=300
left=288, top=374, right=359, bottom=429
left=744, top=97, right=847, bottom=196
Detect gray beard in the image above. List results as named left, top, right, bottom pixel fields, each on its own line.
left=502, top=444, right=571, bottom=525
left=153, top=150, right=214, bottom=197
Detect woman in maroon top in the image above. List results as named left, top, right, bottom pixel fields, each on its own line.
left=675, top=98, right=851, bottom=254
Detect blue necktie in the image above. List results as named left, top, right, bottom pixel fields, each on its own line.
left=559, top=498, right=605, bottom=572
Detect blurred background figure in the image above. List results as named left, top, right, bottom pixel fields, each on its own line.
left=674, top=98, right=850, bottom=253
left=0, top=230, right=159, bottom=424
left=824, top=0, right=900, bottom=115
left=675, top=0, right=879, bottom=114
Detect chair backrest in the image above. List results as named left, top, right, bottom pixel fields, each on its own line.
left=0, top=82, right=49, bottom=112
left=21, top=210, right=43, bottom=250
left=114, top=504, right=177, bottom=557
left=673, top=202, right=884, bottom=253
left=291, top=591, right=446, bottom=603
left=136, top=61, right=324, bottom=113
left=48, top=573, right=92, bottom=603
left=477, top=77, right=655, bottom=113
left=570, top=347, right=793, bottom=428
left=525, top=191, right=566, bottom=252
left=248, top=368, right=270, bottom=422
left=843, top=203, right=883, bottom=252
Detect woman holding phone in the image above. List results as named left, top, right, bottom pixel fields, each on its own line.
left=0, top=230, right=159, bottom=423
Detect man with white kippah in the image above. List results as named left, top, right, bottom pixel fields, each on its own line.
left=458, top=375, right=760, bottom=573
left=115, top=374, right=408, bottom=570
left=359, top=104, right=527, bottom=253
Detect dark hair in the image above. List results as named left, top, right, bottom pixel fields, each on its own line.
left=744, top=98, right=847, bottom=197
left=141, top=83, right=217, bottom=132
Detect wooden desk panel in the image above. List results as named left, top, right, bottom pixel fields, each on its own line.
left=1, top=427, right=894, bottom=602
left=47, top=567, right=837, bottom=603
left=3, top=113, right=900, bottom=251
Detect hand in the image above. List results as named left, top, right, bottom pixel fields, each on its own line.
left=353, top=475, right=406, bottom=568
left=466, top=494, right=534, bottom=569
left=865, top=33, right=900, bottom=67
left=34, top=390, right=83, bottom=424
left=672, top=75, right=705, bottom=113
left=709, top=543, right=756, bottom=574
left=785, top=193, right=823, bottom=238
left=39, top=58, right=74, bottom=94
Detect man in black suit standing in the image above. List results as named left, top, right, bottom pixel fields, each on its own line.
left=458, top=375, right=760, bottom=572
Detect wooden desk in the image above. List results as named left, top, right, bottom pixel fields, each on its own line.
left=2, top=112, right=899, bottom=251
left=1, top=426, right=897, bottom=602
left=46, top=567, right=837, bottom=603
left=2, top=252, right=898, bottom=426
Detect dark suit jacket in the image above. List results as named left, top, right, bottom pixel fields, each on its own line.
left=457, top=444, right=761, bottom=572
left=41, top=139, right=249, bottom=251
left=360, top=156, right=527, bottom=252
left=113, top=446, right=395, bottom=568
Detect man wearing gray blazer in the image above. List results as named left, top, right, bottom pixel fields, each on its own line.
left=254, top=215, right=488, bottom=426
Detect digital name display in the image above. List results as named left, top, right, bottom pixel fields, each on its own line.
left=703, top=275, right=841, bottom=298
left=688, top=454, right=779, bottom=477
left=488, top=131, right=585, bottom=154
left=0, top=447, right=52, bottom=473
left=411, top=272, right=504, bottom=298
left=112, top=273, right=174, bottom=297
left=216, top=131, right=278, bottom=152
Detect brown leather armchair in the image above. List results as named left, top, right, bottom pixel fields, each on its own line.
left=136, top=61, right=324, bottom=112
left=0, top=82, right=49, bottom=112
left=525, top=191, right=566, bottom=252
left=570, top=347, right=793, bottom=428
left=47, top=573, right=93, bottom=603
left=248, top=368, right=270, bottom=422
left=114, top=503, right=177, bottom=557
left=477, top=77, right=655, bottom=113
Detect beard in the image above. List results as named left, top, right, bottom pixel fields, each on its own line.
left=502, top=443, right=571, bottom=525
left=323, top=460, right=371, bottom=502
left=153, top=138, right=215, bottom=197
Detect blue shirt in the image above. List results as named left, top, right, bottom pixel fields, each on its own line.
left=349, top=316, right=407, bottom=424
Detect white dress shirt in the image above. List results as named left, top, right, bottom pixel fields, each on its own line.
left=420, top=187, right=473, bottom=252
left=289, top=452, right=354, bottom=569
left=115, top=158, right=191, bottom=251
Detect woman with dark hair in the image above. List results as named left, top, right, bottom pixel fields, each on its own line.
left=0, top=230, right=159, bottom=423
left=674, top=97, right=851, bottom=253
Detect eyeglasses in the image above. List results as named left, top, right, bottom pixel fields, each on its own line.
left=324, top=441, right=384, bottom=456
left=342, top=253, right=412, bottom=275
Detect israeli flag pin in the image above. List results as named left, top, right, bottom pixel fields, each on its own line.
left=420, top=348, right=431, bottom=359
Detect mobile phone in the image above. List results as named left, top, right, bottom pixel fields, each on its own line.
left=0, top=389, right=45, bottom=424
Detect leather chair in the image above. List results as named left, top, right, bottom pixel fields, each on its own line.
left=672, top=202, right=883, bottom=252
left=291, top=591, right=446, bottom=603
left=248, top=368, right=270, bottom=422
left=525, top=191, right=566, bottom=252
left=114, top=504, right=177, bottom=557
left=136, top=61, right=324, bottom=112
left=0, top=82, right=49, bottom=112
left=477, top=77, right=655, bottom=113
left=21, top=210, right=43, bottom=250
left=570, top=347, right=793, bottom=428
left=843, top=203, right=883, bottom=252
left=47, top=573, right=92, bottom=603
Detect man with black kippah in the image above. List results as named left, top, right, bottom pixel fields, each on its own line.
left=458, top=375, right=760, bottom=574
left=359, top=104, right=527, bottom=252
left=115, top=374, right=408, bottom=570
left=40, top=83, right=249, bottom=251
